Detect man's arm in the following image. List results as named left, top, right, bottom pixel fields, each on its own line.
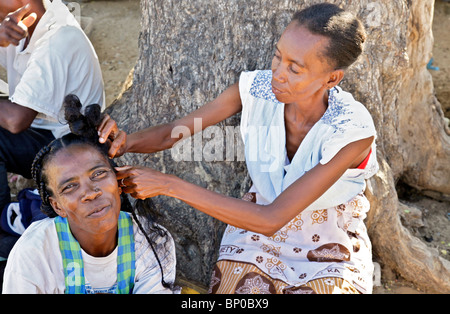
left=0, top=98, right=37, bottom=133
left=0, top=5, right=38, bottom=133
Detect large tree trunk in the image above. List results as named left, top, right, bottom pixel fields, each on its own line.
left=107, top=0, right=450, bottom=292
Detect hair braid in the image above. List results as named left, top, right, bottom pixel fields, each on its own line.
left=31, top=141, right=58, bottom=217
left=131, top=200, right=172, bottom=289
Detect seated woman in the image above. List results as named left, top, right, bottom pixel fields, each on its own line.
left=2, top=95, right=177, bottom=294
left=100, top=4, right=378, bottom=294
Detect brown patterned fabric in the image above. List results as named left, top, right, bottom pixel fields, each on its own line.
left=209, top=260, right=360, bottom=294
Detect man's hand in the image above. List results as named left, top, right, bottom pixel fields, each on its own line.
left=0, top=5, right=37, bottom=47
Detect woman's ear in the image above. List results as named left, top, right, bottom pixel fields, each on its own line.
left=326, top=69, right=344, bottom=89
left=48, top=197, right=67, bottom=218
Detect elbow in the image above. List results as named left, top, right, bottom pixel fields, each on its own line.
left=4, top=121, right=29, bottom=134
left=251, top=210, right=286, bottom=237
left=251, top=204, right=299, bottom=237
left=260, top=225, right=284, bottom=237
left=2, top=105, right=36, bottom=134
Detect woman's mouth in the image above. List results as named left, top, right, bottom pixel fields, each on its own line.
left=87, top=205, right=110, bottom=218
left=271, top=85, right=285, bottom=95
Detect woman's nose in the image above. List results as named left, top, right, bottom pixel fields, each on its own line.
left=81, top=184, right=102, bottom=202
left=272, top=62, right=286, bottom=83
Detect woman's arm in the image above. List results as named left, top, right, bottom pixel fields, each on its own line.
left=98, top=83, right=242, bottom=158
left=117, top=136, right=374, bottom=236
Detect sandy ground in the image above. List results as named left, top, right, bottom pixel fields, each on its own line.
left=1, top=0, right=448, bottom=294
left=79, top=0, right=140, bottom=108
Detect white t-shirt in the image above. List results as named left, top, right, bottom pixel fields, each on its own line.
left=0, top=0, right=105, bottom=138
left=2, top=217, right=177, bottom=294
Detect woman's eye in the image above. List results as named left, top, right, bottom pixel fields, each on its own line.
left=92, top=170, right=108, bottom=179
left=289, top=65, right=300, bottom=74
left=61, top=183, right=76, bottom=193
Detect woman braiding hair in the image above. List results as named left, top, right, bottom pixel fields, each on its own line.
left=97, top=3, right=378, bottom=294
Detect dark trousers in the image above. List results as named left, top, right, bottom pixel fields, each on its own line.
left=0, top=126, right=55, bottom=213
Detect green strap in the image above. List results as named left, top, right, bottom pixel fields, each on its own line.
left=55, top=211, right=135, bottom=294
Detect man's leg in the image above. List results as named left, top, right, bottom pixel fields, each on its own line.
left=0, top=160, right=9, bottom=219
left=0, top=127, right=55, bottom=213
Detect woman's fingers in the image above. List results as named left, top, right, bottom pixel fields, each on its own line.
left=108, top=130, right=127, bottom=158
left=115, top=166, right=162, bottom=199
left=98, top=115, right=127, bottom=158
left=10, top=4, right=33, bottom=23
left=115, top=166, right=134, bottom=180
left=98, top=115, right=117, bottom=143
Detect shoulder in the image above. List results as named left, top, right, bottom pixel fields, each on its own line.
left=4, top=218, right=60, bottom=284
left=8, top=218, right=58, bottom=257
left=318, top=87, right=378, bottom=166
left=322, top=86, right=375, bottom=132
left=49, top=25, right=90, bottom=47
left=132, top=216, right=175, bottom=265
left=34, top=25, right=94, bottom=60
left=132, top=216, right=177, bottom=288
left=240, top=70, right=281, bottom=104
left=3, top=217, right=64, bottom=293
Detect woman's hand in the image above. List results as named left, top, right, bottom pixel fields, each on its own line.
left=115, top=166, right=171, bottom=199
left=98, top=114, right=128, bottom=158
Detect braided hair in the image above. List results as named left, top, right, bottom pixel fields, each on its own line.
left=31, top=94, right=173, bottom=289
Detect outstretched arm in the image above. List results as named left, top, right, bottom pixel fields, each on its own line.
left=116, top=136, right=374, bottom=236
left=98, top=83, right=242, bottom=158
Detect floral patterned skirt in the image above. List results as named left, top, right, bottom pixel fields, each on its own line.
left=212, top=192, right=374, bottom=293
left=209, top=260, right=360, bottom=294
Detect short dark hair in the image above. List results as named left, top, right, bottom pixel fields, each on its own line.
left=292, top=3, right=366, bottom=69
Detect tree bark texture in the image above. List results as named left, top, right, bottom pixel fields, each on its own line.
left=107, top=0, right=450, bottom=292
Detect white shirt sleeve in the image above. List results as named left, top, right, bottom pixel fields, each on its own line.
left=132, top=225, right=178, bottom=294
left=2, top=219, right=65, bottom=294
left=319, top=89, right=377, bottom=165
left=238, top=70, right=258, bottom=144
left=9, top=26, right=104, bottom=137
left=9, top=47, right=68, bottom=120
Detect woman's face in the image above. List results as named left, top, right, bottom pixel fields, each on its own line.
left=45, top=144, right=122, bottom=236
left=271, top=23, right=339, bottom=105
